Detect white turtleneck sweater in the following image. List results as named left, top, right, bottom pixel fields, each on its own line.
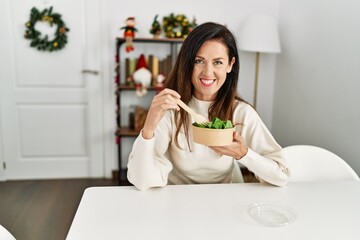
left=127, top=97, right=290, bottom=190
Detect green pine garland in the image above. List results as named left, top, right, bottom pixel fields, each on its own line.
left=162, top=13, right=194, bottom=38
left=24, top=6, right=70, bottom=51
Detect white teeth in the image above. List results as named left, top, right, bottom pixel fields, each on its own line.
left=201, top=79, right=214, bottom=84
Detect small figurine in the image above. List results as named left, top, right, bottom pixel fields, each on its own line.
left=133, top=54, right=152, bottom=97
left=150, top=14, right=161, bottom=38
left=156, top=74, right=165, bottom=87
left=120, top=17, right=138, bottom=52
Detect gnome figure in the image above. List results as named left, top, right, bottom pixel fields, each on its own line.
left=133, top=54, right=152, bottom=96
left=120, top=17, right=138, bottom=52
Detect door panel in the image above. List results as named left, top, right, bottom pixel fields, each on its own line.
left=0, top=0, right=104, bottom=179
left=19, top=104, right=87, bottom=156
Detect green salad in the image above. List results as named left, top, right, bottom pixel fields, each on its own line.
left=193, top=117, right=233, bottom=129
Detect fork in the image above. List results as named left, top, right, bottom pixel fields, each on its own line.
left=175, top=98, right=208, bottom=124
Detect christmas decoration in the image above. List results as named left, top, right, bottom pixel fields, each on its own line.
left=120, top=17, right=138, bottom=52
left=24, top=6, right=70, bottom=51
left=162, top=13, right=196, bottom=38
left=133, top=54, right=152, bottom=97
left=150, top=14, right=161, bottom=38
left=156, top=74, right=166, bottom=88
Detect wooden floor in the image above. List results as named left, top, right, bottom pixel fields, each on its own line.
left=0, top=178, right=118, bottom=240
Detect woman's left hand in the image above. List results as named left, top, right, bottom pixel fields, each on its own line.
left=210, top=132, right=248, bottom=159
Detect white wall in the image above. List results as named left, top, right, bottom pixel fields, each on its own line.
left=273, top=0, right=360, bottom=175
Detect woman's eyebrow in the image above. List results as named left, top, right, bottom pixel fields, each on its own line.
left=195, top=56, right=226, bottom=60
left=213, top=57, right=225, bottom=61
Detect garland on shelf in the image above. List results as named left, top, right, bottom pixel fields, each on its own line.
left=162, top=13, right=196, bottom=38
left=24, top=6, right=70, bottom=51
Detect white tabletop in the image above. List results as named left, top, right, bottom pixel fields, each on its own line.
left=66, top=181, right=360, bottom=240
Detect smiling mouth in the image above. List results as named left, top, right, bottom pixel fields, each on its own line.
left=200, top=79, right=215, bottom=87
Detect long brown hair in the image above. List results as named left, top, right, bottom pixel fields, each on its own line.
left=165, top=22, right=244, bottom=148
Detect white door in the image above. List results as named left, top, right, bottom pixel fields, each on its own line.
left=0, top=0, right=104, bottom=179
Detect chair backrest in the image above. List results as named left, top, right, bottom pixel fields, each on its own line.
left=282, top=145, right=360, bottom=182
left=0, top=225, right=16, bottom=240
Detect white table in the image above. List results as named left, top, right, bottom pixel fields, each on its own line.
left=66, top=181, right=360, bottom=240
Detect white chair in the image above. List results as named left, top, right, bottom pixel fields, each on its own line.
left=282, top=145, right=360, bottom=182
left=0, top=225, right=16, bottom=240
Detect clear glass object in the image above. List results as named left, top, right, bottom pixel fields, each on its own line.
left=247, top=202, right=297, bottom=227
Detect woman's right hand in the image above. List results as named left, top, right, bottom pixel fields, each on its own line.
left=142, top=88, right=180, bottom=139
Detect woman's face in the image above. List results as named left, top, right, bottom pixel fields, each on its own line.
left=191, top=40, right=235, bottom=101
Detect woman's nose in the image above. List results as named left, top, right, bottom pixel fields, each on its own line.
left=203, top=63, right=214, bottom=76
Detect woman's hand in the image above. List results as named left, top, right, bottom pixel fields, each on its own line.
left=142, top=88, right=180, bottom=139
left=210, top=132, right=248, bottom=159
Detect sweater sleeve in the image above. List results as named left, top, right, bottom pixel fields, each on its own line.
left=127, top=112, right=174, bottom=190
left=235, top=105, right=290, bottom=186
left=240, top=149, right=289, bottom=186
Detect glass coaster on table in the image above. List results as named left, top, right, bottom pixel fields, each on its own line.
left=247, top=202, right=297, bottom=227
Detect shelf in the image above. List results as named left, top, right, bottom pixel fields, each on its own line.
left=117, top=127, right=140, bottom=137
left=117, top=37, right=184, bottom=44
left=115, top=37, right=183, bottom=185
left=117, top=84, right=164, bottom=91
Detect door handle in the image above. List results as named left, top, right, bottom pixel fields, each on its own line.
left=82, top=69, right=99, bottom=75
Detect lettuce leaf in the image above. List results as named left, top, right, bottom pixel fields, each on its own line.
left=193, top=117, right=233, bottom=129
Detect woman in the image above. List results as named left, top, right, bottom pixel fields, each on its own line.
left=127, top=22, right=289, bottom=190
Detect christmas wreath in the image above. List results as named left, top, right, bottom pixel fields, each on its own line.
left=24, top=6, right=70, bottom=51
left=162, top=13, right=195, bottom=38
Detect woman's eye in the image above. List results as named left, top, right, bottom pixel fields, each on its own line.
left=214, top=60, right=223, bottom=65
left=195, top=59, right=203, bottom=64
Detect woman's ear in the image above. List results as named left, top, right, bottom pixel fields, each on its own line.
left=227, top=57, right=235, bottom=73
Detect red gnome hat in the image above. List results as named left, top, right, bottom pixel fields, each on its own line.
left=133, top=54, right=152, bottom=91
left=136, top=54, right=147, bottom=70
